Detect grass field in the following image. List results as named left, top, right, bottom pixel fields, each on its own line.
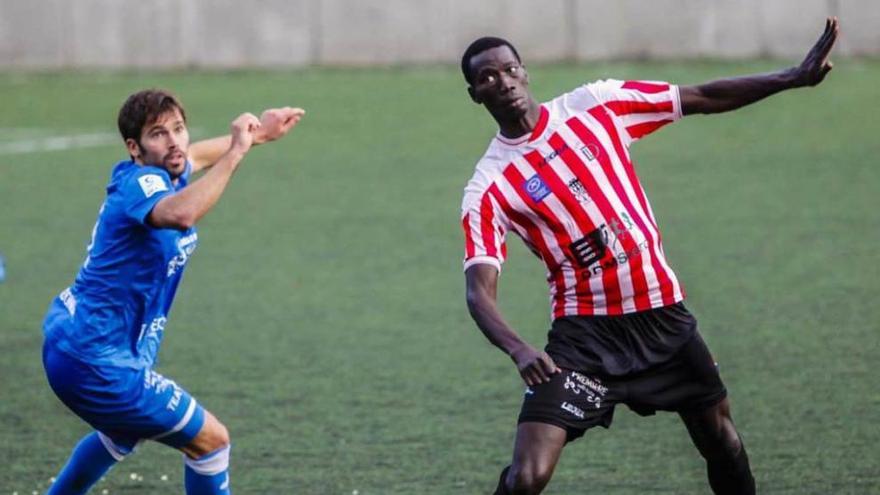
left=1, top=60, right=878, bottom=494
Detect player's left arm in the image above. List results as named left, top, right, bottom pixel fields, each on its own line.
left=679, top=17, right=839, bottom=116
left=188, top=107, right=305, bottom=172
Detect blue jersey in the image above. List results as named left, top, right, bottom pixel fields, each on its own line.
left=43, top=159, right=198, bottom=369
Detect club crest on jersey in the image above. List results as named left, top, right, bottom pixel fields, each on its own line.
left=138, top=174, right=169, bottom=198
left=524, top=174, right=552, bottom=203
left=568, top=178, right=591, bottom=204
left=580, top=143, right=600, bottom=162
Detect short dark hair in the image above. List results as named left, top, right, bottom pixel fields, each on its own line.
left=461, top=37, right=521, bottom=85
left=117, top=89, right=187, bottom=142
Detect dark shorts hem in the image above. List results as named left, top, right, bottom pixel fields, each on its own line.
left=517, top=414, right=608, bottom=442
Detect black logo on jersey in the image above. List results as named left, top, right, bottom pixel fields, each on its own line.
left=535, top=143, right=569, bottom=168
left=569, top=226, right=608, bottom=268
left=567, top=178, right=591, bottom=204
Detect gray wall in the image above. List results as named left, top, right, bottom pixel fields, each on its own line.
left=0, top=0, right=876, bottom=69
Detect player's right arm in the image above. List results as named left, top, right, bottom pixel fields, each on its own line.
left=148, top=113, right=260, bottom=230
left=465, top=264, right=560, bottom=386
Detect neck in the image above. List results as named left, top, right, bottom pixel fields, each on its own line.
left=496, top=98, right=541, bottom=139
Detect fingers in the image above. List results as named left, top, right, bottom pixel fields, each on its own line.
left=521, top=363, right=549, bottom=386
left=235, top=112, right=260, bottom=129
left=821, top=61, right=834, bottom=78
left=539, top=353, right=561, bottom=375
left=262, top=106, right=306, bottom=122
left=816, top=17, right=840, bottom=60
left=519, top=353, right=561, bottom=386
left=256, top=106, right=306, bottom=141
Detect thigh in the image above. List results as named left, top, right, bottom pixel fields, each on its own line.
left=511, top=421, right=568, bottom=476
left=518, top=368, right=621, bottom=442
left=44, top=346, right=205, bottom=449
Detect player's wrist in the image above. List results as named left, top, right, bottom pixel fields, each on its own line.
left=784, top=66, right=808, bottom=88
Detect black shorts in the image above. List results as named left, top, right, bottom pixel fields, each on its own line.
left=519, top=305, right=727, bottom=441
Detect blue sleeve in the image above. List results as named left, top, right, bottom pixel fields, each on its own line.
left=118, top=166, right=176, bottom=225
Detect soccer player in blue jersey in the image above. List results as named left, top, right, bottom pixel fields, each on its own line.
left=41, top=89, right=304, bottom=494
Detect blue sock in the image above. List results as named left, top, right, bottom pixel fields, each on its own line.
left=184, top=445, right=231, bottom=494
left=48, top=432, right=123, bottom=495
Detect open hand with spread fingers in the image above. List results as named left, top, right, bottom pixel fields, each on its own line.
left=794, top=17, right=840, bottom=87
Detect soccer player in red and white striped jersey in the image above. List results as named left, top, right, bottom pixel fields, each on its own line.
left=462, top=18, right=839, bottom=495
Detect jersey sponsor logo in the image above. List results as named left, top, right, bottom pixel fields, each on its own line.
left=570, top=213, right=648, bottom=276
left=59, top=287, right=77, bottom=316
left=137, top=174, right=169, bottom=198
left=166, top=232, right=198, bottom=277
left=560, top=401, right=585, bottom=419
left=580, top=143, right=600, bottom=162
left=524, top=174, right=552, bottom=203
left=570, top=226, right=608, bottom=268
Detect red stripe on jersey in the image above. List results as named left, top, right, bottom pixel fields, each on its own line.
left=501, top=164, right=583, bottom=318
left=587, top=107, right=655, bottom=230
left=462, top=213, right=476, bottom=259
left=479, top=192, right=498, bottom=257
left=626, top=119, right=674, bottom=140
left=585, top=107, right=677, bottom=306
left=529, top=106, right=550, bottom=142
left=522, top=149, right=604, bottom=315
left=621, top=80, right=669, bottom=94
left=488, top=183, right=568, bottom=319
left=546, top=132, right=648, bottom=313
left=605, top=100, right=673, bottom=116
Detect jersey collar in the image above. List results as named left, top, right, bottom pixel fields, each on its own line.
left=494, top=105, right=549, bottom=148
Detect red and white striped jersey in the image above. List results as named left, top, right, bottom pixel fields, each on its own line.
left=461, top=79, right=686, bottom=319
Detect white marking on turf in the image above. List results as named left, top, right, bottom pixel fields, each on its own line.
left=0, top=132, right=118, bottom=155
left=0, top=128, right=205, bottom=156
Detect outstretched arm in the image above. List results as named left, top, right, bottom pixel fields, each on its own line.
left=465, top=264, right=560, bottom=386
left=148, top=113, right=260, bottom=230
left=680, top=17, right=839, bottom=115
left=188, top=107, right=305, bottom=172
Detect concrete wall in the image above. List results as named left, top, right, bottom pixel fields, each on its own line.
left=0, top=0, right=876, bottom=69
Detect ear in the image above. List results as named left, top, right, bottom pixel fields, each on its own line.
left=522, top=65, right=530, bottom=86
left=125, top=138, right=141, bottom=159
left=467, top=85, right=481, bottom=105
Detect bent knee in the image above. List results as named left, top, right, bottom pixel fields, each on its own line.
left=508, top=464, right=553, bottom=495
left=185, top=416, right=230, bottom=458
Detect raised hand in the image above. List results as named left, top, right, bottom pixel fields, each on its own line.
left=254, top=107, right=306, bottom=145
left=795, top=17, right=840, bottom=87
left=511, top=344, right=561, bottom=386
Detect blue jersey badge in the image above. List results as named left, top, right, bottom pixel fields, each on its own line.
left=524, top=174, right=552, bottom=203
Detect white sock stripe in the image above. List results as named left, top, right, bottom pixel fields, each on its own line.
left=97, top=432, right=128, bottom=462
left=185, top=445, right=231, bottom=476
left=151, top=397, right=198, bottom=441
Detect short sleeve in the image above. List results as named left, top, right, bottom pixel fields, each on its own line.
left=119, top=166, right=176, bottom=225
left=586, top=79, right=682, bottom=146
left=461, top=188, right=509, bottom=273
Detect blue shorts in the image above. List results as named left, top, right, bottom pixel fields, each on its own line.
left=43, top=340, right=205, bottom=455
